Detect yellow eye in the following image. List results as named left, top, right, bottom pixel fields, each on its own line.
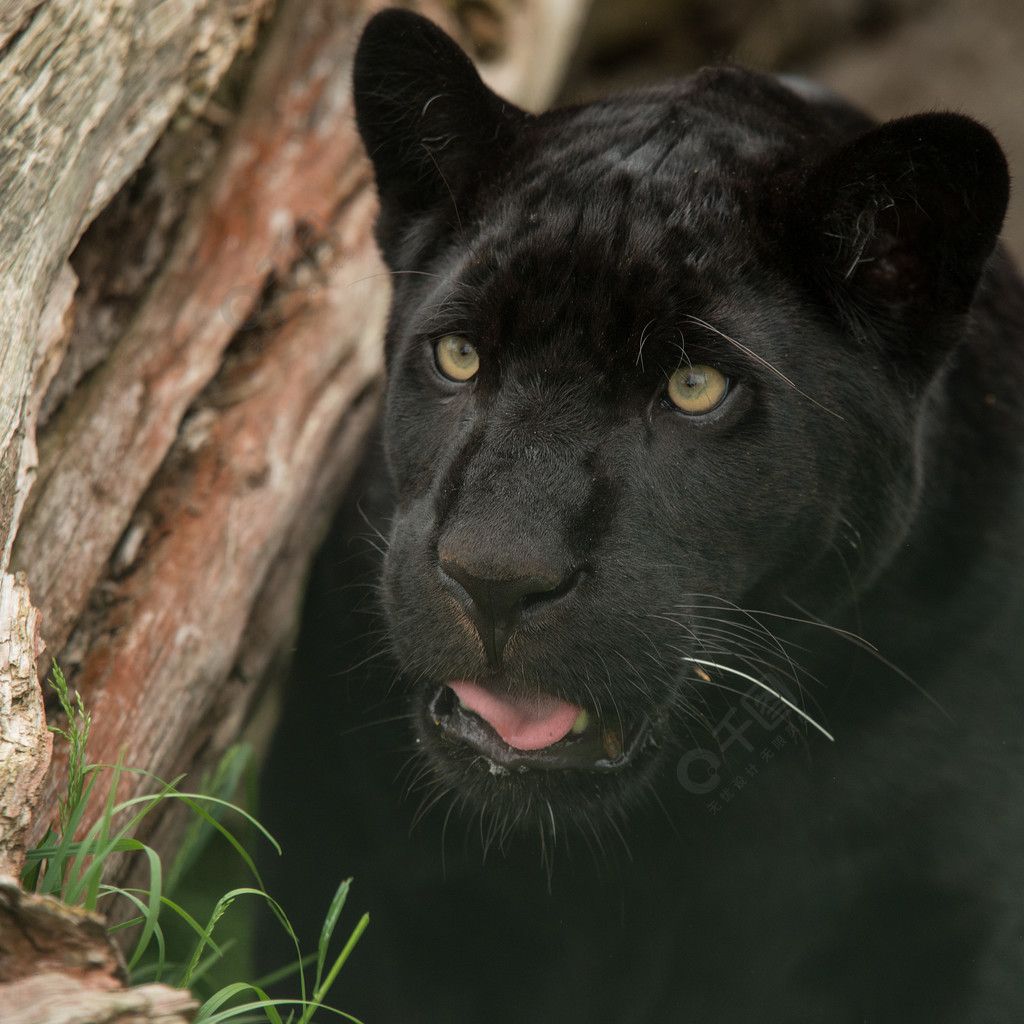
left=435, top=335, right=480, bottom=382
left=667, top=364, right=729, bottom=414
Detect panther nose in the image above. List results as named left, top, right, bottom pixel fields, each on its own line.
left=438, top=552, right=577, bottom=665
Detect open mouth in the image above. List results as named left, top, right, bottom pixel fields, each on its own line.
left=426, top=682, right=653, bottom=772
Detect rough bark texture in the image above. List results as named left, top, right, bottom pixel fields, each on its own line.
left=0, top=0, right=271, bottom=571
left=0, top=876, right=198, bottom=1022
left=0, top=876, right=128, bottom=986
left=0, top=0, right=276, bottom=891
left=2, top=975, right=197, bottom=1024
left=15, top=0, right=392, bottom=852
left=0, top=575, right=49, bottom=877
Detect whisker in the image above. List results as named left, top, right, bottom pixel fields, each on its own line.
left=683, top=655, right=835, bottom=741
left=655, top=601, right=811, bottom=700
left=684, top=314, right=843, bottom=420
left=636, top=318, right=656, bottom=370
left=782, top=597, right=952, bottom=720
left=343, top=267, right=440, bottom=290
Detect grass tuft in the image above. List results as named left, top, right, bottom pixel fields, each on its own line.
left=21, top=662, right=368, bottom=1023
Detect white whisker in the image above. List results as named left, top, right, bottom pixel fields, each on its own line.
left=683, top=655, right=835, bottom=742
left=685, top=314, right=844, bottom=420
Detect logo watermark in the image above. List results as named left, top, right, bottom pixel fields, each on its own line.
left=676, top=670, right=816, bottom=814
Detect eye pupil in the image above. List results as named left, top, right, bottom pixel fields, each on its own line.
left=667, top=364, right=729, bottom=414
left=435, top=335, right=479, bottom=382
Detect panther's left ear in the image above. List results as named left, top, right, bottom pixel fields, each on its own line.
left=794, top=112, right=1009, bottom=315
left=353, top=9, right=526, bottom=262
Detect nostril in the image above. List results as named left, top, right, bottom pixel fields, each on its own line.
left=519, top=566, right=581, bottom=612
left=436, top=536, right=585, bottom=663
left=439, top=557, right=570, bottom=630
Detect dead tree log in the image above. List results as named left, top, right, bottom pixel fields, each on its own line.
left=0, top=0, right=273, bottom=860
left=0, top=878, right=198, bottom=1023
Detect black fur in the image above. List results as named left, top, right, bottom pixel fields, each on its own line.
left=260, top=11, right=1024, bottom=1021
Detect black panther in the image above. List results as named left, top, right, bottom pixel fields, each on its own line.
left=259, top=10, right=1024, bottom=1021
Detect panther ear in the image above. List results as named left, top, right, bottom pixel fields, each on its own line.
left=352, top=9, right=525, bottom=261
left=797, top=113, right=1008, bottom=316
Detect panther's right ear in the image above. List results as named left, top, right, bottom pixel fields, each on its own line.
left=353, top=9, right=526, bottom=261
left=793, top=112, right=1009, bottom=318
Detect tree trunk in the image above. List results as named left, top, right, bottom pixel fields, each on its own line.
left=0, top=0, right=589, bottom=1008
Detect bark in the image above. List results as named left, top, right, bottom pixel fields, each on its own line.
left=0, top=0, right=276, bottom=881
left=0, top=876, right=127, bottom=985
left=0, top=0, right=589, bottom=960
left=0, top=0, right=271, bottom=571
left=0, top=878, right=196, bottom=1023
left=0, top=575, right=49, bottom=877
left=2, top=976, right=197, bottom=1024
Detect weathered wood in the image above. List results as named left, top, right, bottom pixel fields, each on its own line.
left=15, top=0, right=394, bottom=851
left=0, top=876, right=127, bottom=985
left=0, top=879, right=196, bottom=1024
left=15, top=2, right=378, bottom=655
left=0, top=576, right=49, bottom=877
left=0, top=879, right=195, bottom=1024
left=0, top=0, right=272, bottom=572
left=2, top=976, right=197, bottom=1024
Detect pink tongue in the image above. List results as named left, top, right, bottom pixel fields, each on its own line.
left=448, top=681, right=581, bottom=751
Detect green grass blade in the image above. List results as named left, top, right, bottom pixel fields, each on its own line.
left=251, top=951, right=318, bottom=993
left=186, top=937, right=239, bottom=989
left=117, top=890, right=224, bottom=986
left=299, top=913, right=370, bottom=1024
left=123, top=844, right=164, bottom=971
left=250, top=893, right=308, bottom=1003
left=35, top=771, right=102, bottom=899
left=145, top=894, right=212, bottom=943
left=48, top=661, right=93, bottom=837
left=182, top=886, right=272, bottom=990
left=313, top=878, right=351, bottom=993
left=195, top=983, right=281, bottom=1023
left=198, top=993, right=366, bottom=1024
left=104, top=885, right=167, bottom=980
left=102, top=772, right=188, bottom=839
left=170, top=795, right=270, bottom=889
left=91, top=761, right=278, bottom=855
left=66, top=821, right=137, bottom=910
left=166, top=745, right=254, bottom=893
left=62, top=772, right=187, bottom=908
left=20, top=828, right=56, bottom=891
left=79, top=753, right=124, bottom=910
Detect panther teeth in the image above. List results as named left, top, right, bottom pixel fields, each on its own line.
left=571, top=708, right=590, bottom=734
left=602, top=727, right=623, bottom=760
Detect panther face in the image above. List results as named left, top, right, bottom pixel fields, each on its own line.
left=352, top=10, right=1008, bottom=834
